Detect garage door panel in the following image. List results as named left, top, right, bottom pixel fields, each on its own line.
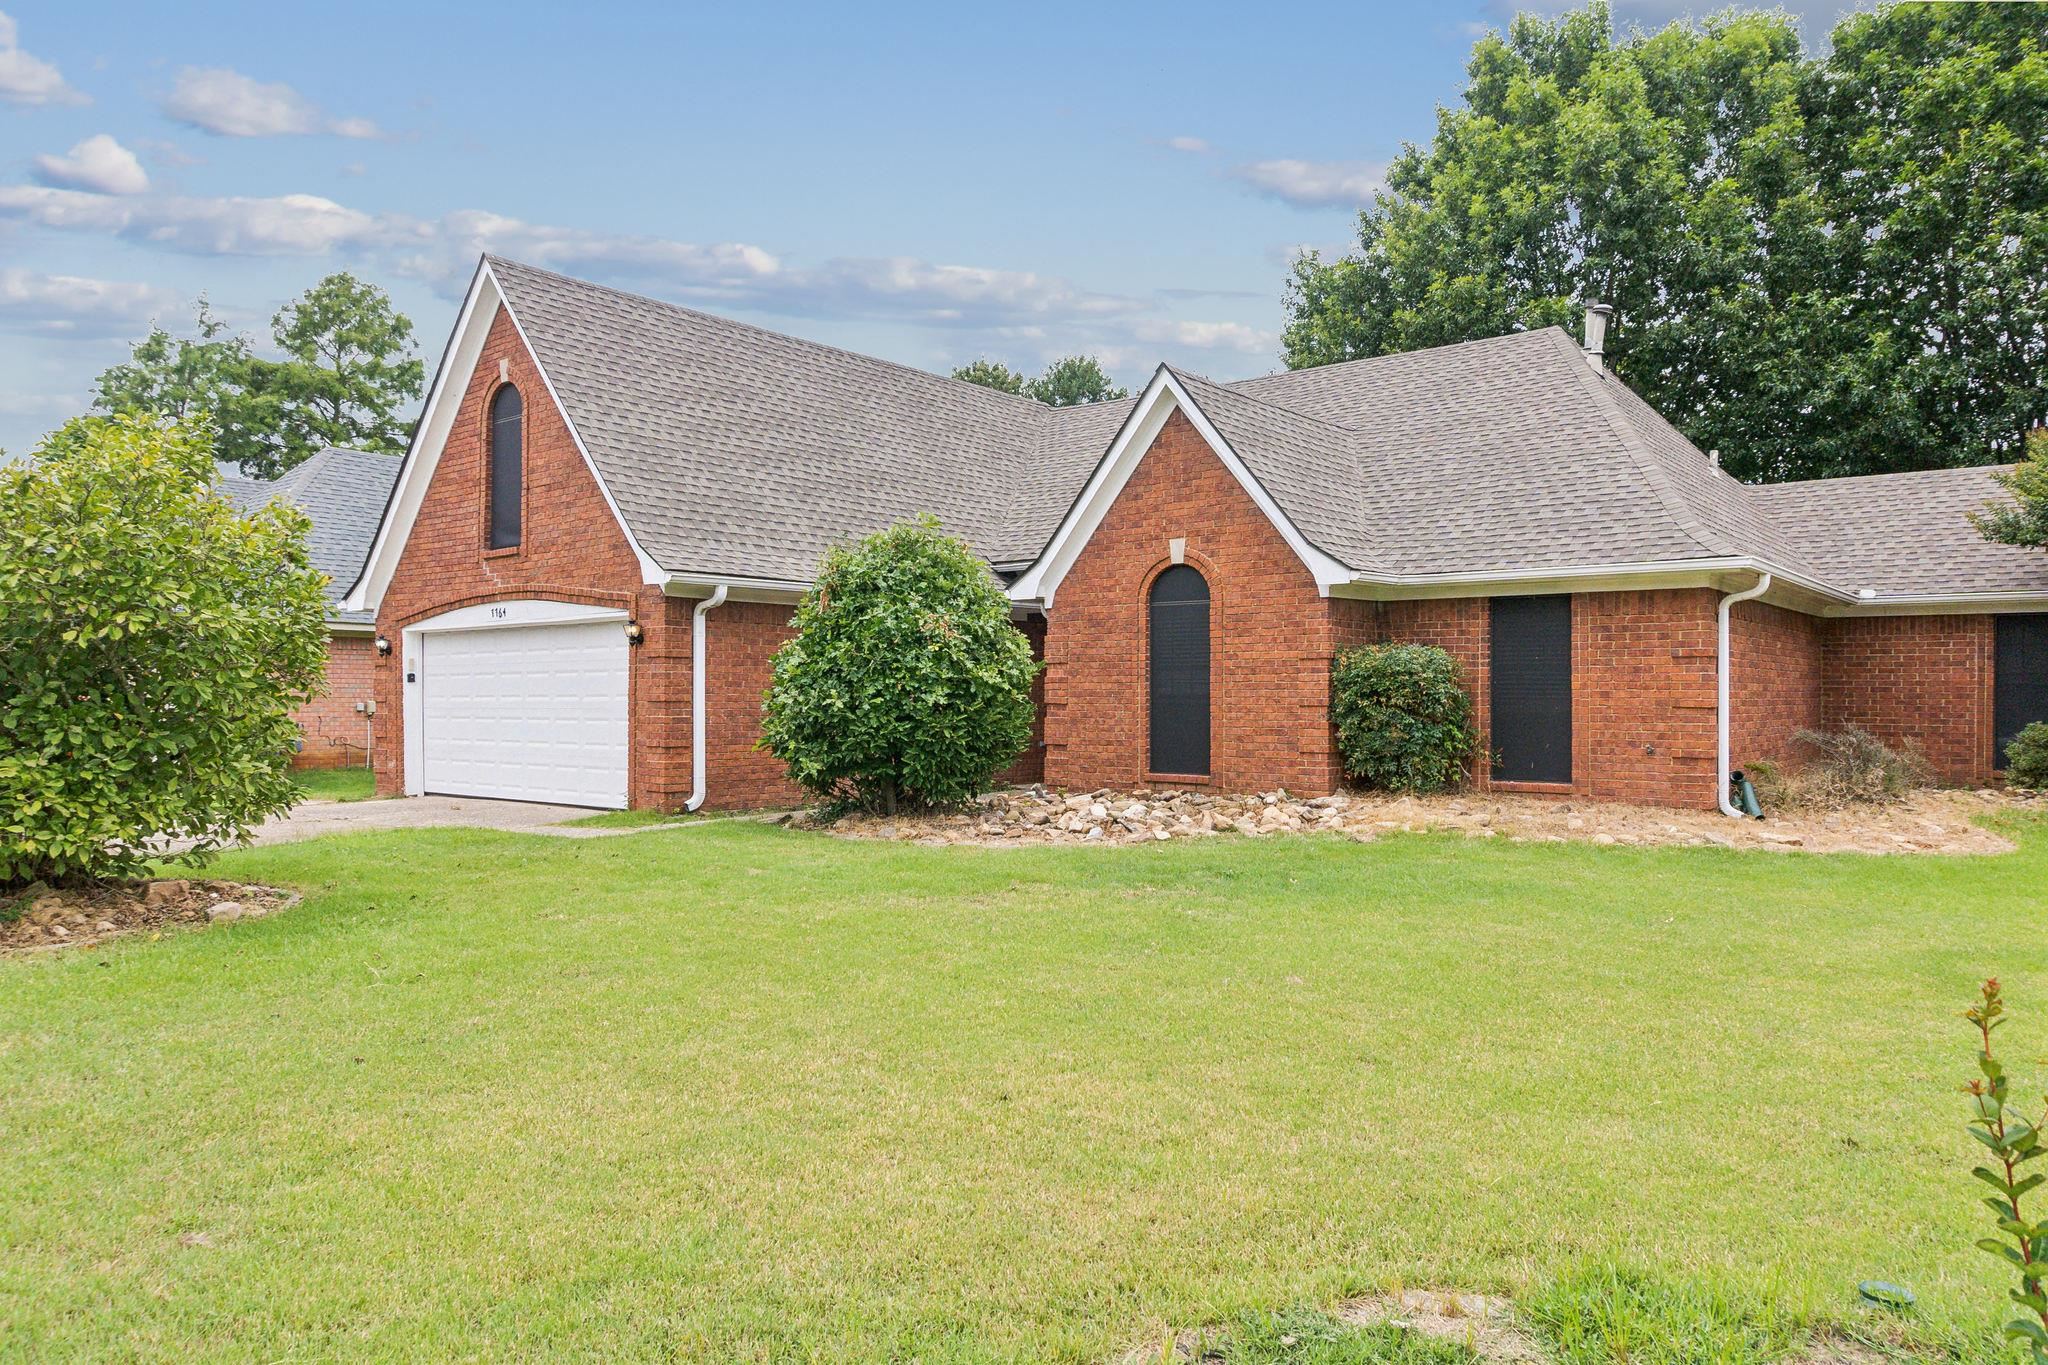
left=420, top=620, right=628, bottom=808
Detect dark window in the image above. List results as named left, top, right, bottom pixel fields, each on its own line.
left=1149, top=565, right=1210, bottom=775
left=1491, top=595, right=1572, bottom=784
left=1995, top=614, right=2048, bottom=767
left=488, top=384, right=523, bottom=549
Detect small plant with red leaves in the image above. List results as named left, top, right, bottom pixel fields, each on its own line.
left=1964, top=978, right=2048, bottom=1362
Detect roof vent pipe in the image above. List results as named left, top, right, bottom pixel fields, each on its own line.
left=1583, top=302, right=1614, bottom=371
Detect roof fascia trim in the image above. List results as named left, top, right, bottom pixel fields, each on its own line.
left=1333, top=554, right=1851, bottom=606
left=1007, top=367, right=1353, bottom=606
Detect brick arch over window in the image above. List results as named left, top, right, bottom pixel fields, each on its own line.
left=487, top=383, right=523, bottom=550
left=1148, top=563, right=1211, bottom=776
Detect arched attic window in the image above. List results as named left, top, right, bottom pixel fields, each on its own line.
left=1148, top=565, right=1210, bottom=776
left=488, top=384, right=523, bottom=550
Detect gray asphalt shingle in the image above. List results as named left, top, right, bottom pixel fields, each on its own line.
left=482, top=257, right=2045, bottom=603
left=223, top=447, right=401, bottom=624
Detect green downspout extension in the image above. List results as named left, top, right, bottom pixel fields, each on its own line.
left=1730, top=771, right=1763, bottom=820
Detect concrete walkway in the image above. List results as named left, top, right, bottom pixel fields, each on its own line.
left=248, top=795, right=776, bottom=846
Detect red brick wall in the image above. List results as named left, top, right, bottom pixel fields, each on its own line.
left=1376, top=591, right=1728, bottom=809
left=702, top=599, right=808, bottom=809
left=1043, top=410, right=1347, bottom=794
left=1730, top=600, right=1824, bottom=773
left=371, top=307, right=685, bottom=807
left=290, top=632, right=377, bottom=769
left=1822, top=614, right=1996, bottom=785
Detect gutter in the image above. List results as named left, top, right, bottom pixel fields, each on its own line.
left=1716, top=571, right=1773, bottom=819
left=685, top=584, right=730, bottom=812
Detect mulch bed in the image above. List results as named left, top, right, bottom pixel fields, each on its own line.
left=1, top=878, right=299, bottom=955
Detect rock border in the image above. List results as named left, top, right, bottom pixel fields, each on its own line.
left=2, top=879, right=302, bottom=955
left=807, top=784, right=2028, bottom=856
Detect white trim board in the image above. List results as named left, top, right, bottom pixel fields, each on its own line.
left=343, top=259, right=665, bottom=617
left=1006, top=367, right=1353, bottom=607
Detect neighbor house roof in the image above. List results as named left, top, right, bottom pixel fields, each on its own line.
left=224, top=446, right=401, bottom=625
left=353, top=256, right=2048, bottom=613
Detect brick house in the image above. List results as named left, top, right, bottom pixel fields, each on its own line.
left=225, top=447, right=399, bottom=770
left=343, top=257, right=2048, bottom=813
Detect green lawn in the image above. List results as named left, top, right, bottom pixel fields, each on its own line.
left=290, top=766, right=377, bottom=802
left=5, top=817, right=2047, bottom=1361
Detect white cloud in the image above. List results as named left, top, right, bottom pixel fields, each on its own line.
left=0, top=180, right=1281, bottom=379
left=1164, top=135, right=1210, bottom=154
left=1130, top=317, right=1272, bottom=354
left=1230, top=159, right=1387, bottom=209
left=0, top=185, right=387, bottom=254
left=0, top=268, right=179, bottom=338
left=0, top=10, right=87, bottom=106
left=162, top=67, right=380, bottom=139
left=33, top=134, right=149, bottom=195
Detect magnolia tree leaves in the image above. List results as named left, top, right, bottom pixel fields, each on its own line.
left=0, top=414, right=330, bottom=884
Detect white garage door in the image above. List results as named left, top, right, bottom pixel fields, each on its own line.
left=420, top=620, right=629, bottom=808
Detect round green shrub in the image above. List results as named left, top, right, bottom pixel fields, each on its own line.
left=759, top=516, right=1040, bottom=813
left=1329, top=643, right=1477, bottom=793
left=2006, top=721, right=2048, bottom=791
left=1, top=415, right=330, bottom=887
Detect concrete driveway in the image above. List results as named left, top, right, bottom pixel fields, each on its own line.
left=248, top=795, right=731, bottom=845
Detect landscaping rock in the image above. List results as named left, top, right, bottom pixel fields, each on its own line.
left=804, top=783, right=2020, bottom=856
left=206, top=902, right=244, bottom=923
left=143, top=880, right=189, bottom=907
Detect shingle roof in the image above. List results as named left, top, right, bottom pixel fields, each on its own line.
left=223, top=447, right=400, bottom=624
left=1750, top=466, right=2048, bottom=600
left=477, top=256, right=2047, bottom=604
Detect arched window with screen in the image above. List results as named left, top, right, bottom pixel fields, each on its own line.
left=1148, top=565, right=1210, bottom=775
left=487, top=384, right=523, bottom=550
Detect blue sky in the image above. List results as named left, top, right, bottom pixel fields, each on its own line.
left=0, top=0, right=1862, bottom=457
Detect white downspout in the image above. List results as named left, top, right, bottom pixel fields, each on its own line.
left=685, top=585, right=729, bottom=812
left=1716, top=571, right=1772, bottom=818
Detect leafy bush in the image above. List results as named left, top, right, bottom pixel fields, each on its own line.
left=759, top=516, right=1039, bottom=813
left=1329, top=644, right=1476, bottom=793
left=1961, top=979, right=2048, bottom=1363
left=2006, top=722, right=2048, bottom=791
left=1747, top=726, right=1931, bottom=811
left=0, top=415, right=329, bottom=887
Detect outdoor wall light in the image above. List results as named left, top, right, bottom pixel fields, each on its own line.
left=624, top=621, right=645, bottom=646
left=374, top=636, right=392, bottom=656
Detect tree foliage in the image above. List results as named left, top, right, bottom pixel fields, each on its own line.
left=1024, top=355, right=1128, bottom=407
left=0, top=415, right=329, bottom=886
left=94, top=271, right=423, bottom=479
left=950, top=359, right=1026, bottom=394
left=1283, top=1, right=2048, bottom=483
left=759, top=517, right=1039, bottom=813
left=953, top=353, right=1129, bottom=407
left=1977, top=430, right=2048, bottom=552
left=1329, top=644, right=1477, bottom=793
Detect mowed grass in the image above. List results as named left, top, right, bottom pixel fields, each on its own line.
left=289, top=766, right=377, bottom=802
left=4, top=817, right=2048, bottom=1361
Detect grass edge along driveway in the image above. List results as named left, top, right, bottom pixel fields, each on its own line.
left=4, top=815, right=2045, bottom=1362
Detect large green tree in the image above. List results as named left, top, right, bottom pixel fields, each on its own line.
left=1282, top=1, right=2048, bottom=483
left=93, top=272, right=424, bottom=479
left=949, top=359, right=1026, bottom=394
